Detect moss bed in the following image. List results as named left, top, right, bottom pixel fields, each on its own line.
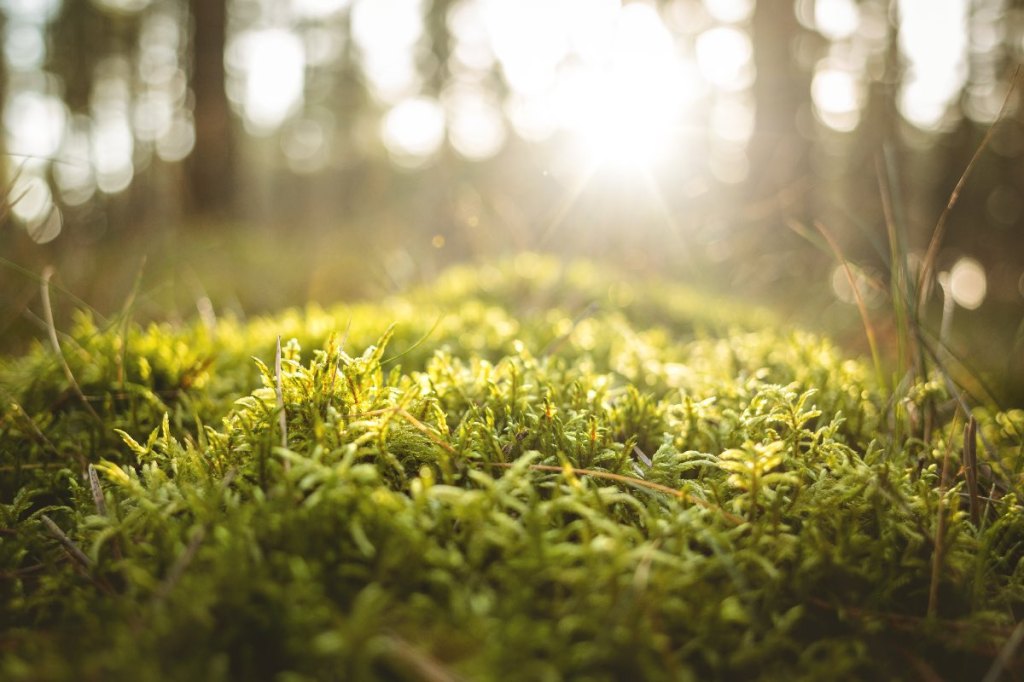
left=2, top=255, right=1023, bottom=680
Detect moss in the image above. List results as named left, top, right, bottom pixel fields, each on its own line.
left=1, top=254, right=1022, bottom=680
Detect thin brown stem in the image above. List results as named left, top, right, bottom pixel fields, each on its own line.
left=917, top=66, right=1022, bottom=310
left=41, top=514, right=92, bottom=570
left=486, top=462, right=744, bottom=525
left=40, top=267, right=101, bottom=433
left=812, top=220, right=885, bottom=387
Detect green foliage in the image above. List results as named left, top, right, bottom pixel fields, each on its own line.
left=1, top=255, right=1022, bottom=680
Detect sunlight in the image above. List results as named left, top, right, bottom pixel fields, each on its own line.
left=227, top=29, right=305, bottom=134
left=91, top=118, right=134, bottom=194
left=4, top=23, right=46, bottom=70
left=483, top=0, right=568, bottom=96
left=92, top=0, right=151, bottom=14
left=381, top=96, right=446, bottom=168
left=695, top=26, right=753, bottom=91
left=53, top=118, right=96, bottom=205
left=352, top=0, right=424, bottom=102
left=812, top=63, right=862, bottom=132
left=0, top=0, right=61, bottom=23
left=3, top=90, right=66, bottom=168
left=703, top=0, right=754, bottom=24
left=710, top=94, right=754, bottom=145
left=562, top=0, right=618, bottom=64
left=482, top=1, right=695, bottom=172
left=292, top=0, right=351, bottom=19
left=897, top=0, right=967, bottom=130
left=447, top=0, right=495, bottom=73
left=444, top=86, right=506, bottom=161
left=570, top=3, right=692, bottom=170
left=814, top=0, right=859, bottom=41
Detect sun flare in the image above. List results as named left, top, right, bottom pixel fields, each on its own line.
left=563, top=3, right=695, bottom=171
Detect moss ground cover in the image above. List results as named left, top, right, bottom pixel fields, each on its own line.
left=1, top=254, right=1023, bottom=680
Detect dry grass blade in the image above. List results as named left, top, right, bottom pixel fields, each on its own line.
left=154, top=469, right=236, bottom=602
left=382, top=316, right=442, bottom=366
left=87, top=465, right=107, bottom=516
left=390, top=407, right=457, bottom=455
left=486, top=462, right=744, bottom=525
left=154, top=527, right=206, bottom=602
left=324, top=321, right=351, bottom=400
left=982, top=620, right=1024, bottom=682
left=40, top=267, right=102, bottom=430
left=3, top=397, right=62, bottom=459
left=88, top=463, right=124, bottom=560
left=0, top=157, right=32, bottom=225
left=899, top=649, right=945, bottom=682
left=381, top=405, right=743, bottom=524
left=41, top=514, right=92, bottom=569
left=917, top=66, right=1022, bottom=310
left=113, top=256, right=147, bottom=388
left=541, top=302, right=599, bottom=358
left=382, top=633, right=467, bottom=682
left=811, top=220, right=885, bottom=386
left=811, top=598, right=1016, bottom=655
left=875, top=152, right=921, bottom=379
left=964, top=416, right=980, bottom=527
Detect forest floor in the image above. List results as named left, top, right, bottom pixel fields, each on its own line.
left=1, top=255, right=1023, bottom=680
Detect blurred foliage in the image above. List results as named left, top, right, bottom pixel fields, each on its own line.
left=2, top=0, right=1024, bottom=404
left=2, top=256, right=1024, bottom=679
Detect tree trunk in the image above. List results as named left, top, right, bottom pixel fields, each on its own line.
left=187, top=0, right=234, bottom=217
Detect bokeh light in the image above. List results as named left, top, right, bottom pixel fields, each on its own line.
left=9, top=172, right=62, bottom=243
left=93, top=0, right=151, bottom=14
left=814, top=0, right=859, bottom=41
left=948, top=257, right=987, bottom=310
left=381, top=97, right=446, bottom=167
left=444, top=87, right=506, bottom=161
left=281, top=113, right=333, bottom=174
left=53, top=118, right=97, bottom=206
left=704, top=0, right=754, bottom=25
left=898, top=0, right=968, bottom=130
left=0, top=0, right=61, bottom=23
left=228, top=29, right=306, bottom=134
left=3, top=23, right=46, bottom=70
left=812, top=63, right=863, bottom=132
left=4, top=89, right=66, bottom=167
left=696, top=27, right=753, bottom=91
left=352, top=0, right=424, bottom=103
left=830, top=264, right=883, bottom=307
left=292, top=0, right=351, bottom=20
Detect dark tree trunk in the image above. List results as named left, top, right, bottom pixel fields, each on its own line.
left=187, top=0, right=234, bottom=217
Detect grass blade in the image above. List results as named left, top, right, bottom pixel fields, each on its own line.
left=916, top=66, right=1021, bottom=310
left=964, top=416, right=980, bottom=527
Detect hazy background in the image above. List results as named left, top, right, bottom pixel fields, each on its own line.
left=2, top=0, right=1023, bottom=401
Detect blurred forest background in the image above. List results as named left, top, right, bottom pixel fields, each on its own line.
left=1, top=0, right=1023, bottom=401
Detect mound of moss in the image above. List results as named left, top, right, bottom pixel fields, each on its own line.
left=1, top=255, right=1023, bottom=680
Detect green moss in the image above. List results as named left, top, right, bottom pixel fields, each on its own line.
left=1, top=254, right=1022, bottom=680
